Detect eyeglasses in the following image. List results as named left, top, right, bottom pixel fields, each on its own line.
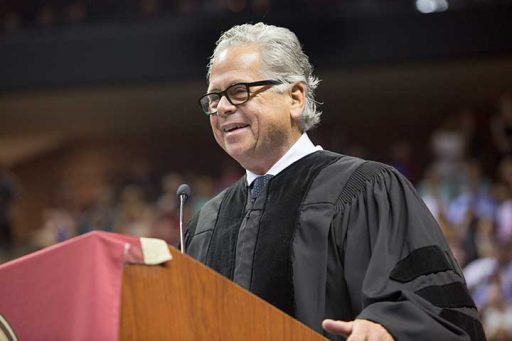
left=198, top=80, right=282, bottom=116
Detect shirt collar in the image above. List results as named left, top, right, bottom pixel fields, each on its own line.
left=246, top=133, right=323, bottom=186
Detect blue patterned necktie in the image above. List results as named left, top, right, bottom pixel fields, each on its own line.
left=250, top=174, right=273, bottom=201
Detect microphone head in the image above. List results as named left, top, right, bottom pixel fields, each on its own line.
left=176, top=183, right=191, bottom=200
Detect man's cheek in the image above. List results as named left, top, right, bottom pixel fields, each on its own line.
left=213, top=130, right=225, bottom=148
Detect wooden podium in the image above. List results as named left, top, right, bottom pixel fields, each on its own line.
left=0, top=232, right=325, bottom=340
left=121, top=246, right=326, bottom=340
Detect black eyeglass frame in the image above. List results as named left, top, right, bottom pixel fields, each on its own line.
left=198, top=79, right=282, bottom=116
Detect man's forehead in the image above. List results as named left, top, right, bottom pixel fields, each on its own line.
left=208, top=45, right=263, bottom=89
left=215, top=45, right=261, bottom=65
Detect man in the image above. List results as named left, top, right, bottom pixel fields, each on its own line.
left=186, top=23, right=484, bottom=340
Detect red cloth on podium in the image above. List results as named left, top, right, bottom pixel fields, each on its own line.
left=0, top=231, right=145, bottom=340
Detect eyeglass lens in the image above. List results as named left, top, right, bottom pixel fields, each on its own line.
left=203, top=84, right=249, bottom=114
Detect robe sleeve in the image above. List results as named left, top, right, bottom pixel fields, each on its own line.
left=337, top=162, right=485, bottom=340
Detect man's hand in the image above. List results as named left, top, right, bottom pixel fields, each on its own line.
left=322, top=318, right=394, bottom=341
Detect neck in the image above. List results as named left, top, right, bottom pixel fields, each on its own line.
left=243, top=151, right=286, bottom=175
left=242, top=134, right=302, bottom=175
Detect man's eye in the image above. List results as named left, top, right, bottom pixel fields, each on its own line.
left=229, top=86, right=246, bottom=96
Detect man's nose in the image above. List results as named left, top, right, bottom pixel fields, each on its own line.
left=216, top=95, right=236, bottom=117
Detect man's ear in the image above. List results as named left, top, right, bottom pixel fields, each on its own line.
left=289, top=82, right=306, bottom=120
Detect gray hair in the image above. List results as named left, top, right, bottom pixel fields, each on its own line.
left=207, top=22, right=321, bottom=131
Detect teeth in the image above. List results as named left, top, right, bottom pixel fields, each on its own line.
left=224, top=124, right=246, bottom=132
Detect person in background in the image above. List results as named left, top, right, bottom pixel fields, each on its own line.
left=491, top=92, right=512, bottom=157
left=0, top=164, right=18, bottom=253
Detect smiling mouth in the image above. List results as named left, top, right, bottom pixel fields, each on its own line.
left=223, top=124, right=249, bottom=133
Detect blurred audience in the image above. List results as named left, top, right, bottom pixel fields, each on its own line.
left=389, top=140, right=419, bottom=184
left=152, top=172, right=183, bottom=244
left=77, top=185, right=116, bottom=234
left=414, top=99, right=512, bottom=340
left=31, top=208, right=77, bottom=249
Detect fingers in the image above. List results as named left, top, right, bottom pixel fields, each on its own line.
left=347, top=320, right=394, bottom=341
left=322, top=319, right=353, bottom=336
left=322, top=319, right=394, bottom=341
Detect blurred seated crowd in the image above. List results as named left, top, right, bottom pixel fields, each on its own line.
left=1, top=92, right=512, bottom=340
left=12, top=162, right=243, bottom=250
left=414, top=93, right=512, bottom=341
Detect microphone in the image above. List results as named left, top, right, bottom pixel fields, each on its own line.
left=176, top=184, right=191, bottom=253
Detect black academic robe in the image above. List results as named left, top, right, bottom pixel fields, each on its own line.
left=185, top=151, right=485, bottom=341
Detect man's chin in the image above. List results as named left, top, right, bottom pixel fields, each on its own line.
left=224, top=145, right=251, bottom=164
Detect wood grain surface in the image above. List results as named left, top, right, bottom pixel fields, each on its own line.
left=120, top=246, right=326, bottom=340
